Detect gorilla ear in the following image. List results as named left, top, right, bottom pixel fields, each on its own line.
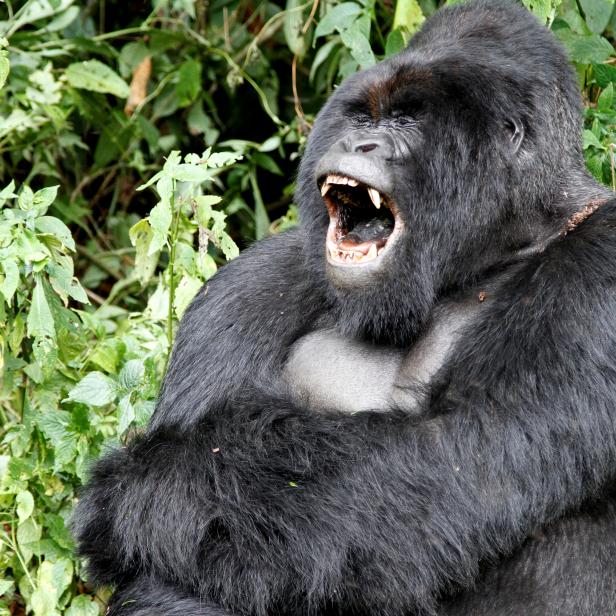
left=505, top=118, right=524, bottom=154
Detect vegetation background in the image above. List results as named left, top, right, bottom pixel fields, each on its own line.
left=0, top=0, right=615, bottom=612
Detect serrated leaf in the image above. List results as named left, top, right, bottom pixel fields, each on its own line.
left=0, top=179, right=16, bottom=207
left=284, top=0, right=308, bottom=57
left=0, top=260, right=19, bottom=302
left=340, top=23, right=376, bottom=69
left=598, top=82, right=614, bottom=110
left=65, top=595, right=99, bottom=616
left=16, top=490, right=34, bottom=522
left=392, top=0, right=424, bottom=33
left=220, top=233, right=240, bottom=260
left=0, top=580, right=13, bottom=595
left=129, top=218, right=159, bottom=284
left=205, top=151, right=242, bottom=168
left=556, top=30, right=615, bottom=63
left=119, top=359, right=145, bottom=389
left=171, top=164, right=212, bottom=183
left=37, top=411, right=71, bottom=444
left=31, top=558, right=73, bottom=616
left=385, top=28, right=408, bottom=57
left=27, top=279, right=56, bottom=340
left=592, top=62, right=616, bottom=87
left=174, top=274, right=203, bottom=319
left=66, top=60, right=130, bottom=98
left=0, top=52, right=9, bottom=91
left=315, top=3, right=363, bottom=37
left=16, top=517, right=40, bottom=563
left=67, top=372, right=118, bottom=407
left=32, top=186, right=59, bottom=212
left=117, top=394, right=135, bottom=434
left=583, top=128, right=605, bottom=149
left=35, top=216, right=75, bottom=251
left=18, top=185, right=34, bottom=211
left=579, top=0, right=614, bottom=34
left=176, top=59, right=201, bottom=107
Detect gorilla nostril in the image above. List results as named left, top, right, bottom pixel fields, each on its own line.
left=355, top=143, right=379, bottom=154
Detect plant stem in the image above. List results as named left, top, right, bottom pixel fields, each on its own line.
left=165, top=182, right=181, bottom=370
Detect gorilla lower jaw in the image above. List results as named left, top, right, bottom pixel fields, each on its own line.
left=321, top=173, right=403, bottom=271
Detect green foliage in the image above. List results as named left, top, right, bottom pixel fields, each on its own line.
left=0, top=0, right=616, bottom=613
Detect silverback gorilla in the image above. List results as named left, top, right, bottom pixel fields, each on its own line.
left=74, top=1, right=616, bottom=614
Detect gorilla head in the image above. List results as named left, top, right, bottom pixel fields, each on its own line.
left=297, top=0, right=594, bottom=345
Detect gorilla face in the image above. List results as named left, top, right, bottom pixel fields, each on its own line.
left=297, top=0, right=584, bottom=345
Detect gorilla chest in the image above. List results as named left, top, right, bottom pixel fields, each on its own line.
left=283, top=301, right=480, bottom=414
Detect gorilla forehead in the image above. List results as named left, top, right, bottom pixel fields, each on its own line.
left=331, top=2, right=577, bottom=129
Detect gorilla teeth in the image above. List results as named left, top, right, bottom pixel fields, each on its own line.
left=328, top=242, right=380, bottom=263
left=367, top=188, right=381, bottom=209
left=321, top=175, right=363, bottom=197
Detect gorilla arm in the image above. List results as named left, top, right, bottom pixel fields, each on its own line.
left=73, top=210, right=616, bottom=615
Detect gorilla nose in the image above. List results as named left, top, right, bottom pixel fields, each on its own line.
left=350, top=134, right=394, bottom=159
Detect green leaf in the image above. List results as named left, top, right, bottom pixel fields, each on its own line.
left=0, top=179, right=16, bottom=207
left=37, top=410, right=71, bottom=445
left=253, top=152, right=283, bottom=175
left=0, top=50, right=9, bottom=92
left=385, top=28, right=408, bottom=57
left=591, top=62, right=616, bottom=87
left=176, top=59, right=202, bottom=107
left=117, top=394, right=135, bottom=434
left=65, top=595, right=99, bottom=616
left=578, top=0, right=615, bottom=34
left=18, top=185, right=35, bottom=211
left=0, top=580, right=14, bottom=595
left=27, top=278, right=56, bottom=340
left=315, top=3, right=363, bottom=37
left=340, top=23, right=376, bottom=69
left=598, top=82, right=614, bottom=110
left=67, top=372, right=118, bottom=407
left=16, top=517, right=40, bottom=563
left=16, top=490, right=34, bottom=523
left=392, top=0, right=425, bottom=33
left=583, top=128, right=605, bottom=149
left=32, top=186, right=59, bottom=213
left=66, top=60, right=131, bottom=98
left=556, top=30, right=615, bottom=63
left=220, top=233, right=240, bottom=260
left=0, top=260, right=19, bottom=302
left=148, top=176, right=173, bottom=255
left=129, top=218, right=159, bottom=284
left=284, top=0, right=308, bottom=57
left=35, top=216, right=75, bottom=251
left=521, top=0, right=554, bottom=23
left=119, top=359, right=145, bottom=389
left=174, top=274, right=203, bottom=319
left=171, top=164, right=211, bottom=183
left=31, top=558, right=73, bottom=616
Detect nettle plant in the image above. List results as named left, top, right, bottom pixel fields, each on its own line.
left=0, top=150, right=239, bottom=616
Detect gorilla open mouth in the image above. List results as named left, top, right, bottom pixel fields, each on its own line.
left=320, top=174, right=403, bottom=266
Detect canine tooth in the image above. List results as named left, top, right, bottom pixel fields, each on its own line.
left=348, top=178, right=358, bottom=186
left=321, top=183, right=331, bottom=196
left=367, top=244, right=378, bottom=260
left=377, top=247, right=385, bottom=256
left=368, top=188, right=381, bottom=209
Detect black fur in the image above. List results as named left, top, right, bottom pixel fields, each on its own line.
left=73, top=2, right=616, bottom=615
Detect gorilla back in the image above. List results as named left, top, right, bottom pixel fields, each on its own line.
left=74, top=2, right=616, bottom=615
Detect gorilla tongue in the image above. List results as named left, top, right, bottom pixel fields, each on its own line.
left=338, top=219, right=394, bottom=254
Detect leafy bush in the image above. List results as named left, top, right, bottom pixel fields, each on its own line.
left=0, top=0, right=615, bottom=613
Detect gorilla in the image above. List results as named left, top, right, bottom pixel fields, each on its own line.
left=74, top=1, right=616, bottom=615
